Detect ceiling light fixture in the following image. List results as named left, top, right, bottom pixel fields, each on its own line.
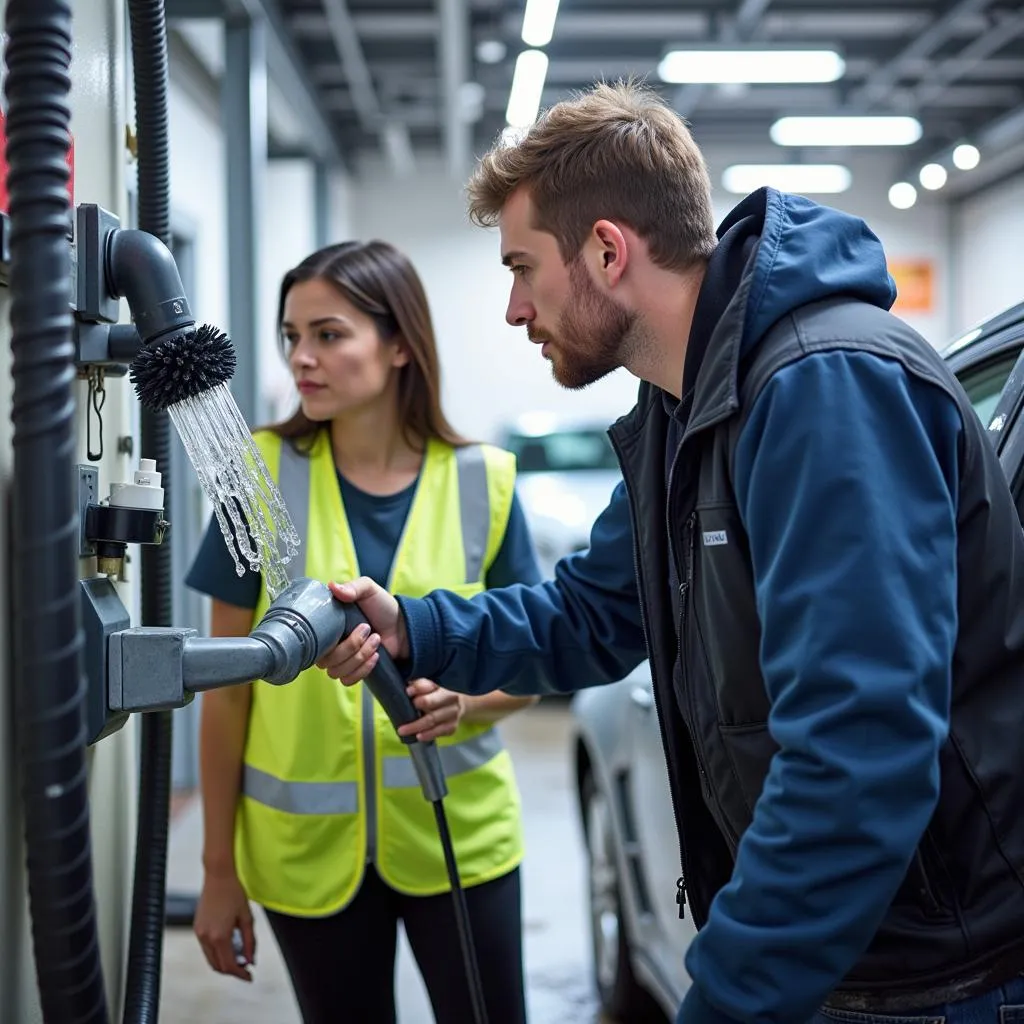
left=771, top=115, right=922, bottom=147
left=506, top=49, right=549, bottom=128
left=476, top=39, right=507, bottom=65
left=888, top=182, right=918, bottom=209
left=521, top=0, right=561, bottom=48
left=658, top=48, right=844, bottom=84
left=952, top=143, right=980, bottom=170
left=721, top=164, right=852, bottom=195
left=918, top=163, right=947, bottom=190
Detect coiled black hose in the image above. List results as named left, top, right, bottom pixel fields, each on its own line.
left=5, top=1, right=109, bottom=1021
left=123, top=2, right=174, bottom=1021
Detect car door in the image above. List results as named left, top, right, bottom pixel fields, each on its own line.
left=983, top=342, right=1024, bottom=510
left=626, top=671, right=697, bottom=1000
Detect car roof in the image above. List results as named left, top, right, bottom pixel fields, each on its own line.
left=942, top=299, right=1024, bottom=372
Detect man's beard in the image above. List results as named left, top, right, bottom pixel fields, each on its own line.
left=531, top=258, right=638, bottom=390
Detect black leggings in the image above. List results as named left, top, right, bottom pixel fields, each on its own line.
left=265, top=865, right=527, bottom=1024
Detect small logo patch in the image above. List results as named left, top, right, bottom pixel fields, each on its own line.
left=702, top=530, right=728, bottom=547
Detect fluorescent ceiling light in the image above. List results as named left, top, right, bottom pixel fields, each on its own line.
left=953, top=143, right=980, bottom=170
left=522, top=0, right=561, bottom=48
left=919, top=163, right=947, bottom=190
left=771, top=116, right=922, bottom=147
left=659, top=48, right=844, bottom=84
left=506, top=50, right=549, bottom=128
left=501, top=126, right=528, bottom=147
left=722, top=164, right=851, bottom=195
left=888, top=182, right=917, bottom=209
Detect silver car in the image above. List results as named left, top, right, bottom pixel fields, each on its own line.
left=570, top=299, right=1024, bottom=1020
left=497, top=413, right=622, bottom=579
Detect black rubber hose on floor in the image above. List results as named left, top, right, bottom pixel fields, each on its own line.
left=123, top=1, right=175, bottom=1021
left=5, top=0, right=110, bottom=1020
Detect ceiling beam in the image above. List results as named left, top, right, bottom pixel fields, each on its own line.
left=167, top=0, right=343, bottom=164
left=843, top=0, right=997, bottom=110
left=319, top=0, right=415, bottom=176
left=438, top=0, right=471, bottom=179
left=675, top=0, right=775, bottom=117
left=909, top=9, right=1024, bottom=110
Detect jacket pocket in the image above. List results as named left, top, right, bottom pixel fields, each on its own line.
left=894, top=830, right=951, bottom=919
left=716, top=721, right=777, bottom=824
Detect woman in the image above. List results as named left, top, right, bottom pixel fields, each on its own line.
left=186, top=240, right=541, bottom=1024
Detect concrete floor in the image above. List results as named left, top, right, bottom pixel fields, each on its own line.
left=160, top=701, right=638, bottom=1023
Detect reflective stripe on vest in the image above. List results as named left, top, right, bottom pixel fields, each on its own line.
left=381, top=726, right=503, bottom=790
left=242, top=440, right=501, bottom=814
left=243, top=764, right=358, bottom=815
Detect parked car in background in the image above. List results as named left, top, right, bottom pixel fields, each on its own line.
left=498, top=412, right=622, bottom=578
left=570, top=298, right=1024, bottom=1021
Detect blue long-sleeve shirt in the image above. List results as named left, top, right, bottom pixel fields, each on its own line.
left=400, top=349, right=962, bottom=1023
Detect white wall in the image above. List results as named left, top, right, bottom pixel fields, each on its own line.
left=348, top=158, right=645, bottom=444
left=256, top=161, right=357, bottom=423
left=346, top=148, right=954, bottom=445
left=702, top=146, right=952, bottom=347
left=167, top=78, right=229, bottom=363
left=950, top=173, right=1024, bottom=335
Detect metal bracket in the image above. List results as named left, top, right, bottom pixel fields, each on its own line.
left=82, top=577, right=131, bottom=744
left=78, top=465, right=98, bottom=557
left=108, top=627, right=197, bottom=713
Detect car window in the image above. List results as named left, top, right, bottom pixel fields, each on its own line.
left=506, top=429, right=619, bottom=473
left=957, top=355, right=1020, bottom=427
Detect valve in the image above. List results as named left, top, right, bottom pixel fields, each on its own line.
left=84, top=457, right=169, bottom=576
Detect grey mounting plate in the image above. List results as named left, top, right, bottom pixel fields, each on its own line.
left=82, top=576, right=131, bottom=745
left=78, top=464, right=98, bottom=558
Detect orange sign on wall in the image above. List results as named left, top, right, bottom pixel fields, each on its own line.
left=889, top=259, right=934, bottom=315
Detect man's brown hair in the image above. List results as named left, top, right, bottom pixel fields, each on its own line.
left=467, top=79, right=717, bottom=271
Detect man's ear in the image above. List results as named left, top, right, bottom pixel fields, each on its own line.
left=591, top=220, right=629, bottom=287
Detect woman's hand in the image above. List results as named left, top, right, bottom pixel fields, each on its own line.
left=194, top=869, right=256, bottom=982
left=397, top=679, right=465, bottom=742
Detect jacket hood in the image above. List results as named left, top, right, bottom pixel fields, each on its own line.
left=720, top=188, right=898, bottom=355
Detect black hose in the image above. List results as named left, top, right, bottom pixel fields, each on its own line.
left=123, top=2, right=174, bottom=1021
left=433, top=801, right=489, bottom=1024
left=5, top=1, right=109, bottom=1021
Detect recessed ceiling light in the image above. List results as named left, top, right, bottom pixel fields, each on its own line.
left=658, top=48, right=845, bottom=84
left=505, top=50, right=549, bottom=129
left=952, top=143, right=980, bottom=170
left=476, top=39, right=507, bottom=65
left=919, top=163, right=947, bottom=190
left=771, top=116, right=922, bottom=147
left=721, top=164, right=851, bottom=195
left=521, top=0, right=561, bottom=48
left=888, top=182, right=918, bottom=209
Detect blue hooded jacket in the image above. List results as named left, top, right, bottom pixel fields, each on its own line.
left=398, top=189, right=962, bottom=1022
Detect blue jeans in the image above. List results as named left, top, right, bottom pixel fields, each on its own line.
left=813, top=978, right=1024, bottom=1024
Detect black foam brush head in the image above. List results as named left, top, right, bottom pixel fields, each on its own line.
left=130, top=323, right=237, bottom=411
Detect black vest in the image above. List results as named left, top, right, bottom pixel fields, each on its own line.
left=609, top=295, right=1024, bottom=1009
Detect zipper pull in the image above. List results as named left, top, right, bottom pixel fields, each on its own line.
left=676, top=875, right=687, bottom=920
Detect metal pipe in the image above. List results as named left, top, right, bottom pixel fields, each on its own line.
left=124, top=2, right=176, bottom=1020
left=181, top=638, right=275, bottom=692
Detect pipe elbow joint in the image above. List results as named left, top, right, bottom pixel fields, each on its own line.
left=106, top=228, right=194, bottom=343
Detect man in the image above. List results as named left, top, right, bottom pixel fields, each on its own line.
left=320, top=81, right=1024, bottom=1022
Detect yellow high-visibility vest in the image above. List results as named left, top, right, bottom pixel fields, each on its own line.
left=234, top=428, right=525, bottom=916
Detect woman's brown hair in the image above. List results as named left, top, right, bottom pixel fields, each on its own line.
left=268, top=240, right=468, bottom=449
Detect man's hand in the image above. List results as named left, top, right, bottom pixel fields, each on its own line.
left=398, top=679, right=465, bottom=742
left=319, top=578, right=409, bottom=684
